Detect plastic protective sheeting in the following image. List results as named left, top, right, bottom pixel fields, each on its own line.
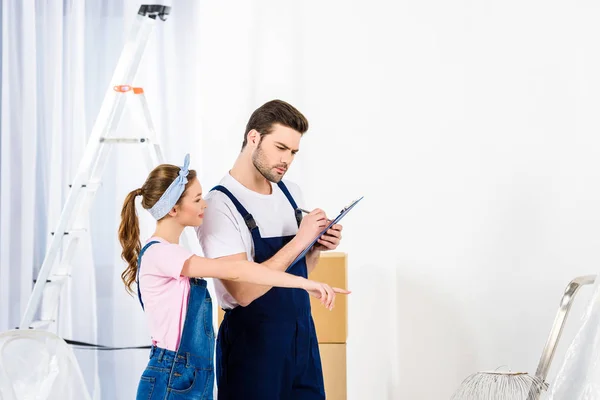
left=549, top=277, right=600, bottom=399
left=0, top=329, right=91, bottom=400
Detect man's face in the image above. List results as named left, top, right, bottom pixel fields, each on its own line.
left=251, top=123, right=301, bottom=183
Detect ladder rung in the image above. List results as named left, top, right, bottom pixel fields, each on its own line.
left=99, top=138, right=148, bottom=144
left=69, top=182, right=101, bottom=191
left=67, top=182, right=100, bottom=190
left=49, top=274, right=69, bottom=284
left=28, top=320, right=54, bottom=330
left=33, top=274, right=69, bottom=285
left=50, top=228, right=87, bottom=237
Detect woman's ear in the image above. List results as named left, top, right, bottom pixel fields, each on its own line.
left=167, top=206, right=178, bottom=218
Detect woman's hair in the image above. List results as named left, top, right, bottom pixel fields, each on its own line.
left=119, top=164, right=197, bottom=294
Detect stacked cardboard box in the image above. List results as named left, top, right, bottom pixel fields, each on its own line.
left=310, top=252, right=348, bottom=400
left=216, top=252, right=348, bottom=399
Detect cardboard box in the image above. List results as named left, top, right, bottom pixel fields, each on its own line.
left=217, top=252, right=348, bottom=344
left=218, top=306, right=224, bottom=326
left=309, top=252, right=348, bottom=343
left=319, top=343, right=347, bottom=400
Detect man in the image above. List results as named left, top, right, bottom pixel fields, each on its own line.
left=196, top=99, right=344, bottom=399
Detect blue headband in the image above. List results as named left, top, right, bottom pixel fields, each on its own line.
left=148, top=154, right=191, bottom=220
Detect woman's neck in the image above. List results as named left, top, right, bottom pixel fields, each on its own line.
left=152, top=220, right=185, bottom=244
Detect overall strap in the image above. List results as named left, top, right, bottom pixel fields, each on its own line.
left=277, top=181, right=302, bottom=228
left=136, top=240, right=160, bottom=310
left=211, top=185, right=259, bottom=231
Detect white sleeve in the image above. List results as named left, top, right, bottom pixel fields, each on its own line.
left=196, top=192, right=247, bottom=259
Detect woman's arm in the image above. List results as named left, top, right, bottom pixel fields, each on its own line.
left=181, top=255, right=350, bottom=309
left=182, top=255, right=309, bottom=288
left=182, top=255, right=350, bottom=309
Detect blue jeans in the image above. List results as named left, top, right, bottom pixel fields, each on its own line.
left=136, top=346, right=214, bottom=400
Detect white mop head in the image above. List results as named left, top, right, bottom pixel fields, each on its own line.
left=451, top=370, right=548, bottom=400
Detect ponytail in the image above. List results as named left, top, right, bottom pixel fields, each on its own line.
left=119, top=188, right=143, bottom=294
left=119, top=161, right=197, bottom=294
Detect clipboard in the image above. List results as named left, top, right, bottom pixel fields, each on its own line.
left=289, top=196, right=364, bottom=269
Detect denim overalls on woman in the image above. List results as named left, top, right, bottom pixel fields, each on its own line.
left=135, top=241, right=215, bottom=400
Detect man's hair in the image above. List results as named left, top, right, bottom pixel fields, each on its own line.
left=242, top=100, right=309, bottom=149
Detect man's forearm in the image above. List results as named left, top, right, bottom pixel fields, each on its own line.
left=262, top=237, right=306, bottom=271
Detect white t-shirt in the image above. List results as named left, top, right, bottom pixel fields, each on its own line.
left=195, top=173, right=304, bottom=309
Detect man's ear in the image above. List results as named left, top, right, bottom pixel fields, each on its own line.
left=247, top=129, right=260, bottom=147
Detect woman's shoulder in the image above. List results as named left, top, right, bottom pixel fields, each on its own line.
left=143, top=238, right=192, bottom=260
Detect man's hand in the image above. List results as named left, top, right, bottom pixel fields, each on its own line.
left=295, top=208, right=328, bottom=247
left=313, top=223, right=343, bottom=251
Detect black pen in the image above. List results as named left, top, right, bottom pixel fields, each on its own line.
left=299, top=207, right=338, bottom=228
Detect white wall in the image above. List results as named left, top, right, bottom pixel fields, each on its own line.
left=190, top=0, right=600, bottom=398
left=6, top=0, right=599, bottom=398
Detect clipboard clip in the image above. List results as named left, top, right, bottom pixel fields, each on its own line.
left=340, top=197, right=362, bottom=214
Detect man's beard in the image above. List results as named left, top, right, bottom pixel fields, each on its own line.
left=252, top=144, right=287, bottom=183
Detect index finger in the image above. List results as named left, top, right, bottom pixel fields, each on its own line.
left=333, top=287, right=351, bottom=294
left=326, top=285, right=335, bottom=310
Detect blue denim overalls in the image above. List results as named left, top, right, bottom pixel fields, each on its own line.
left=135, top=241, right=215, bottom=400
left=212, top=181, right=325, bottom=400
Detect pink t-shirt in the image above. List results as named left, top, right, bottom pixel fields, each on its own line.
left=138, top=237, right=193, bottom=351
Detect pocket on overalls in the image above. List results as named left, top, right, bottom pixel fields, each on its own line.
left=168, top=361, right=196, bottom=392
left=168, top=361, right=214, bottom=399
left=136, top=375, right=156, bottom=400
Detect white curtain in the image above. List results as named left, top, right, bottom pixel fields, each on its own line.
left=1, top=0, right=203, bottom=398
left=1, top=0, right=89, bottom=339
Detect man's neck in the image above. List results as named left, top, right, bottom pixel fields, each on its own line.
left=230, top=152, right=272, bottom=195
